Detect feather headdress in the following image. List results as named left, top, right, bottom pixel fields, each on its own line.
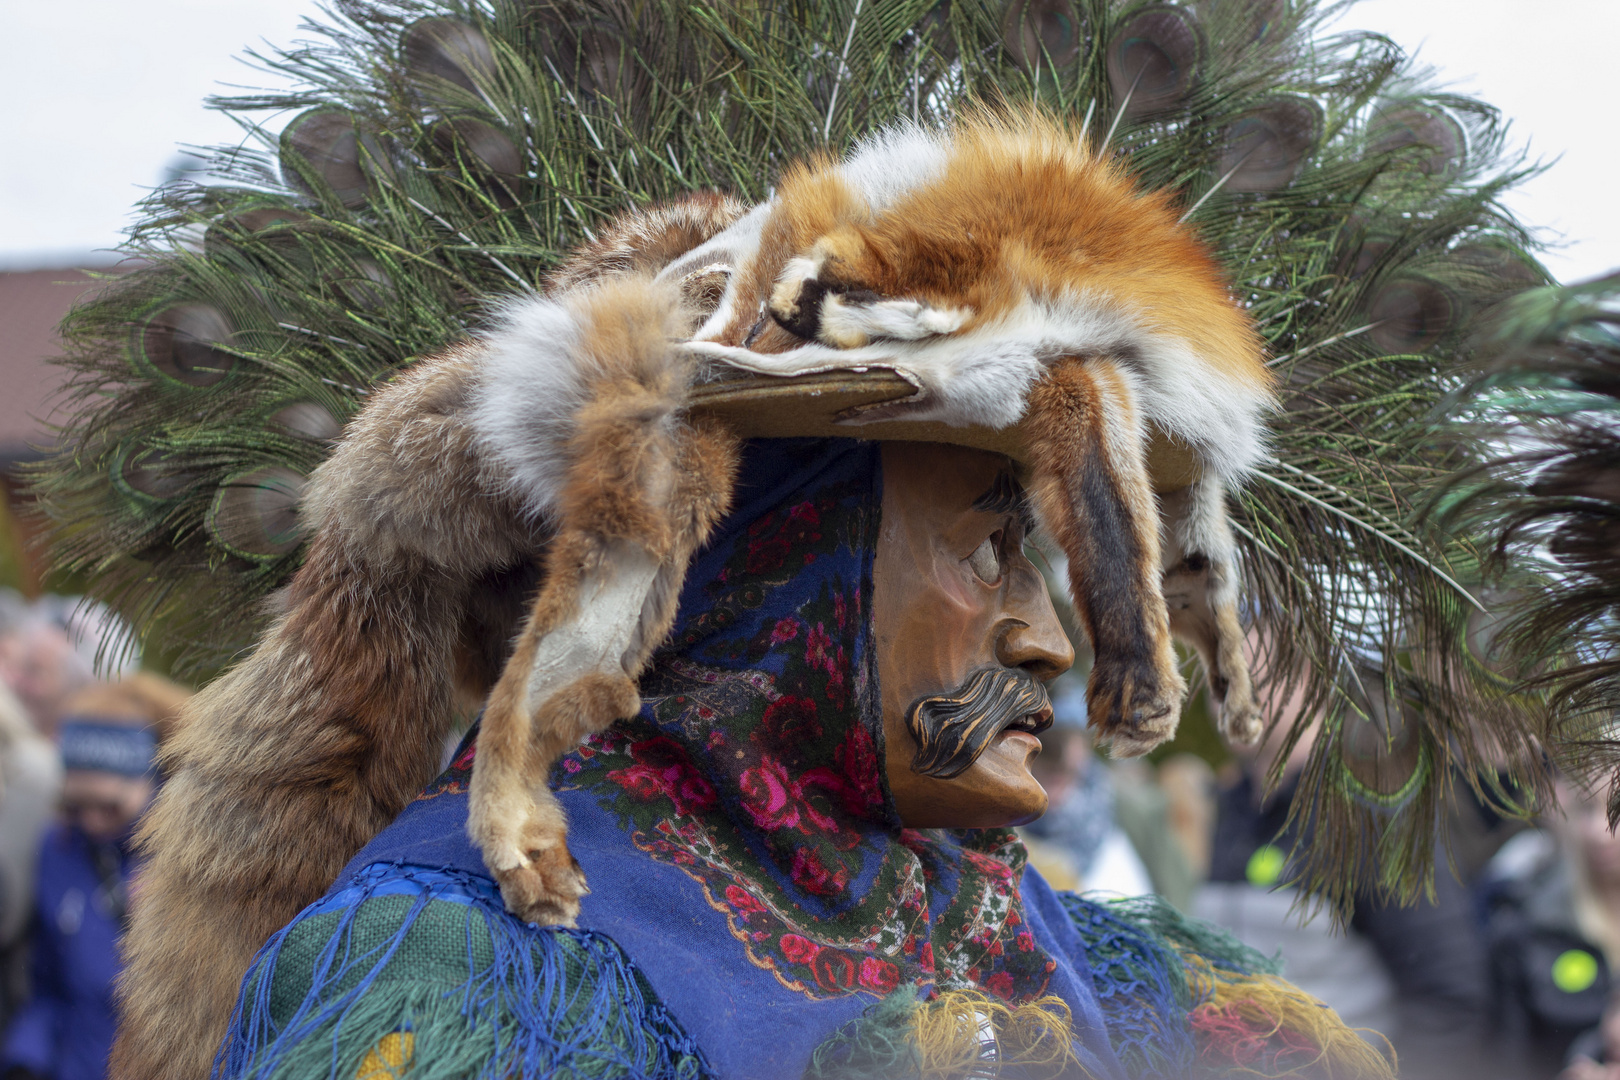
left=1433, top=274, right=1620, bottom=803
left=26, top=2, right=1553, bottom=1077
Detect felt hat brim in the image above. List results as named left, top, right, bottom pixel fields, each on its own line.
left=688, top=368, right=1201, bottom=493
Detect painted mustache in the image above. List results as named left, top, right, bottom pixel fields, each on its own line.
left=905, top=667, right=1054, bottom=780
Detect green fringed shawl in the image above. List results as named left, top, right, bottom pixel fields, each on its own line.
left=221, top=868, right=710, bottom=1080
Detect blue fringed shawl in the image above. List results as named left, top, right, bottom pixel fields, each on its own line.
left=215, top=441, right=1270, bottom=1080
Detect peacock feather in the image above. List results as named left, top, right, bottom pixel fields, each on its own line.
left=1433, top=274, right=1620, bottom=817
left=30, top=0, right=1560, bottom=909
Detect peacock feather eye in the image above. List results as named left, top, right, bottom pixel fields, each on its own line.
left=1369, top=105, right=1467, bottom=177
left=281, top=109, right=386, bottom=210
left=433, top=119, right=525, bottom=205
left=1217, top=97, right=1321, bottom=193
left=1335, top=668, right=1429, bottom=806
left=401, top=17, right=496, bottom=98
left=1366, top=278, right=1457, bottom=353
left=203, top=205, right=311, bottom=259
left=1450, top=243, right=1545, bottom=299
left=208, top=466, right=308, bottom=560
left=112, top=444, right=200, bottom=503
left=133, top=303, right=236, bottom=387
left=1000, top=0, right=1083, bottom=72
left=1106, top=5, right=1204, bottom=120
left=567, top=25, right=631, bottom=102
left=268, top=402, right=344, bottom=444
left=1196, top=0, right=1288, bottom=46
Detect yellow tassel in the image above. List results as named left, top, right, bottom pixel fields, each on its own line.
left=1188, top=956, right=1397, bottom=1079
left=355, top=1031, right=414, bottom=1080
left=909, top=989, right=1092, bottom=1079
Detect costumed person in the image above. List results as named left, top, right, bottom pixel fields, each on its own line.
left=217, top=437, right=1395, bottom=1080
left=1, top=674, right=189, bottom=1080
left=24, top=0, right=1570, bottom=1076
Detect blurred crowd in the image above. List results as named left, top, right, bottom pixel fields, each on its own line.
left=1023, top=674, right=1620, bottom=1080
left=0, top=589, right=189, bottom=1080
left=3, top=594, right=1620, bottom=1080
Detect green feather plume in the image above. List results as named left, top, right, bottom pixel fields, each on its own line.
left=1430, top=274, right=1620, bottom=818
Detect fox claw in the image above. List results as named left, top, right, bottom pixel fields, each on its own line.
left=1088, top=655, right=1186, bottom=758
left=488, top=824, right=589, bottom=927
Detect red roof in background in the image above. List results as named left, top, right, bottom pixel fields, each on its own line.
left=0, top=268, right=114, bottom=459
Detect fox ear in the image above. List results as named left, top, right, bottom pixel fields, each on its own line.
left=1159, top=477, right=1262, bottom=745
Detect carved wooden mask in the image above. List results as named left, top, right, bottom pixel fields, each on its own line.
left=872, top=442, right=1074, bottom=829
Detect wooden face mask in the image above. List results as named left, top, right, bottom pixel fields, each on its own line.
left=872, top=442, right=1073, bottom=829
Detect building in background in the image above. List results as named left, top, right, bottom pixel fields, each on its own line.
left=0, top=267, right=113, bottom=594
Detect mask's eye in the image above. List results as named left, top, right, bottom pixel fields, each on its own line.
left=968, top=530, right=1004, bottom=585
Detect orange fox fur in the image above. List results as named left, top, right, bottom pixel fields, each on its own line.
left=469, top=279, right=738, bottom=925
left=770, top=121, right=1264, bottom=384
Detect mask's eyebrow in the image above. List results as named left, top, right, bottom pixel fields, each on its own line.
left=971, top=470, right=1036, bottom=533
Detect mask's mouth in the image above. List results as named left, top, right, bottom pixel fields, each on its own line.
left=906, top=667, right=1054, bottom=778
left=999, top=703, right=1054, bottom=738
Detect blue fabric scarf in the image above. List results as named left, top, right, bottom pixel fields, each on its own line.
left=224, top=440, right=1200, bottom=1080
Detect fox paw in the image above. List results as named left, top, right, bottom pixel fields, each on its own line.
left=488, top=830, right=589, bottom=927
left=1215, top=677, right=1264, bottom=746
left=769, top=256, right=831, bottom=339
left=1087, top=659, right=1187, bottom=758
left=768, top=253, right=968, bottom=348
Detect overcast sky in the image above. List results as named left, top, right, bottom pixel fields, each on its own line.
left=3, top=0, right=1616, bottom=282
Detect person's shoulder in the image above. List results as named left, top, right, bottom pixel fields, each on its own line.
left=261, top=865, right=641, bottom=989
left=220, top=864, right=711, bottom=1080
left=1054, top=892, right=1398, bottom=1079
left=35, top=822, right=80, bottom=863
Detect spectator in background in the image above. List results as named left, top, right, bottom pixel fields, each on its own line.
left=1484, top=782, right=1620, bottom=1078
left=1194, top=667, right=1491, bottom=1079
left=1561, top=991, right=1620, bottom=1080
left=0, top=683, right=59, bottom=1035
left=0, top=591, right=139, bottom=738
left=2, top=674, right=188, bottom=1080
left=1020, top=685, right=1205, bottom=907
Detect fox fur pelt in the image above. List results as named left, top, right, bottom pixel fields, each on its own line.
left=684, top=115, right=1272, bottom=747
left=113, top=117, right=1270, bottom=1080
left=111, top=197, right=744, bottom=1080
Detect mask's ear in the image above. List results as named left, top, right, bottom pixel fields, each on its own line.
left=1159, top=476, right=1262, bottom=744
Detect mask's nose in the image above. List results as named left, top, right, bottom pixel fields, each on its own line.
left=995, top=568, right=1075, bottom=682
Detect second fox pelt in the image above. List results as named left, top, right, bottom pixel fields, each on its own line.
left=113, top=115, right=1271, bottom=1080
